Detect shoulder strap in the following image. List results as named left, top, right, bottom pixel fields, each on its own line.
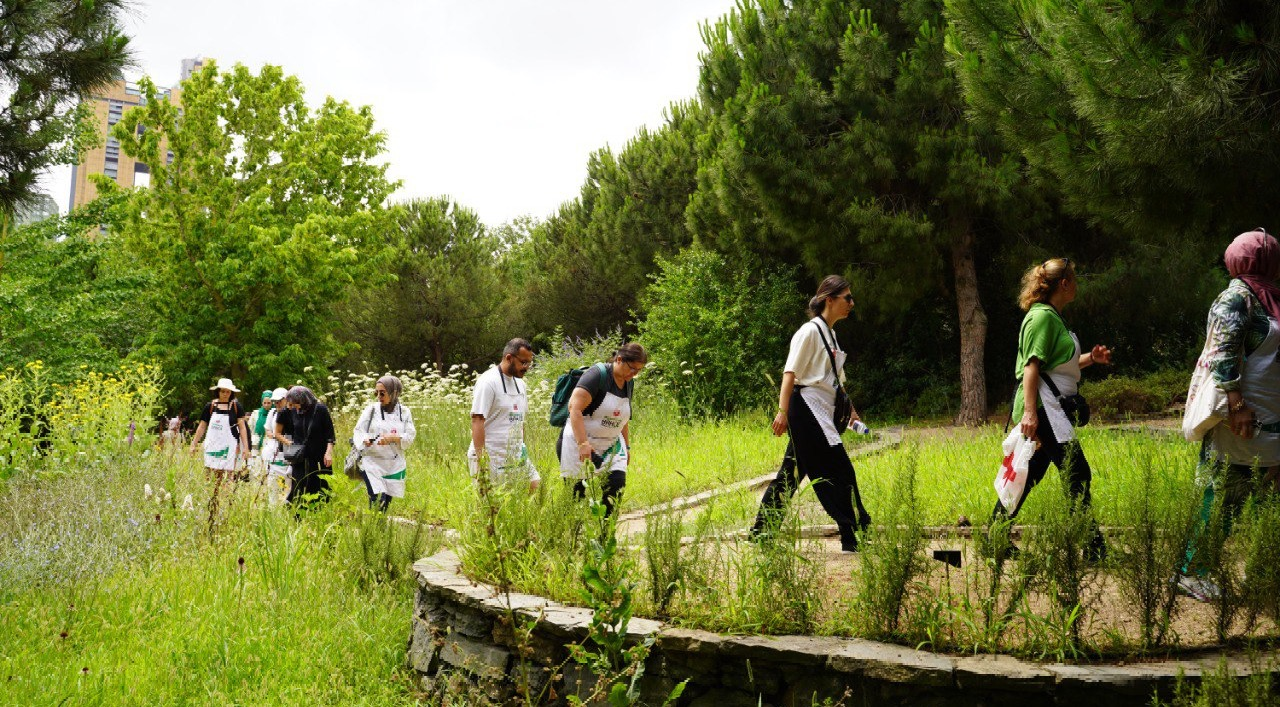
left=1038, top=370, right=1065, bottom=400
left=583, top=362, right=611, bottom=417
left=811, top=321, right=846, bottom=392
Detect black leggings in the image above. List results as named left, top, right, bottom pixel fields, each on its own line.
left=994, top=407, right=1093, bottom=518
left=288, top=459, right=331, bottom=505
left=752, top=389, right=870, bottom=548
left=993, top=407, right=1105, bottom=553
left=556, top=427, right=626, bottom=516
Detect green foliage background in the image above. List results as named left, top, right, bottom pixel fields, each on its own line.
left=2, top=1, right=1264, bottom=418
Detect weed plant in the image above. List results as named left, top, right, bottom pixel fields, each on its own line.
left=1110, top=449, right=1201, bottom=648
left=1238, top=490, right=1280, bottom=632
left=1155, top=659, right=1280, bottom=707
left=1017, top=472, right=1099, bottom=657
left=641, top=509, right=687, bottom=618
left=851, top=448, right=926, bottom=641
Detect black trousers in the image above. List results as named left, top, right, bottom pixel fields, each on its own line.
left=288, top=459, right=331, bottom=505
left=556, top=427, right=626, bottom=516
left=993, top=407, right=1105, bottom=555
left=751, top=389, right=870, bottom=548
left=995, top=407, right=1093, bottom=518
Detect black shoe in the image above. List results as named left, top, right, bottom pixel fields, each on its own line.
left=841, top=539, right=859, bottom=553
left=1086, top=535, right=1108, bottom=565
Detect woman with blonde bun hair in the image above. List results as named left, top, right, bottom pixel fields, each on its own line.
left=997, top=258, right=1111, bottom=560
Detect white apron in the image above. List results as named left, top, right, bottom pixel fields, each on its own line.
left=801, top=346, right=848, bottom=446
left=203, top=405, right=241, bottom=471
left=560, top=385, right=631, bottom=479
left=1038, top=333, right=1082, bottom=443
left=261, top=408, right=290, bottom=478
left=353, top=403, right=415, bottom=498
left=467, top=372, right=538, bottom=482
left=1211, top=318, right=1280, bottom=467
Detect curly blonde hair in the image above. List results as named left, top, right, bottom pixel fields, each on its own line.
left=1018, top=258, right=1075, bottom=311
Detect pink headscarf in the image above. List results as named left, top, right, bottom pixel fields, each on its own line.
left=1225, top=229, right=1280, bottom=323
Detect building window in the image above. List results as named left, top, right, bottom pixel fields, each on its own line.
left=104, top=161, right=118, bottom=179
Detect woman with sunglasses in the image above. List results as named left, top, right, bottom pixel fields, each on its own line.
left=994, top=257, right=1111, bottom=559
left=750, top=275, right=871, bottom=552
left=352, top=375, right=416, bottom=511
left=558, top=342, right=647, bottom=516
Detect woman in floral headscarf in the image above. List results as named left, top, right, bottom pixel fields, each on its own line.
left=1179, top=229, right=1280, bottom=601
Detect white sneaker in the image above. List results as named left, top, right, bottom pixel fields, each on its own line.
left=1175, top=574, right=1221, bottom=602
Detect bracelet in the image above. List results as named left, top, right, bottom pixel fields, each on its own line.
left=1231, top=398, right=1248, bottom=413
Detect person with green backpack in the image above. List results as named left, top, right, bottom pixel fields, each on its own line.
left=552, top=343, right=647, bottom=516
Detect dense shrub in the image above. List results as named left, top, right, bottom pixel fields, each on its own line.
left=638, top=247, right=798, bottom=416
left=1081, top=369, right=1188, bottom=420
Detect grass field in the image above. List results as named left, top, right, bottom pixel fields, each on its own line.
left=2, top=359, right=1273, bottom=704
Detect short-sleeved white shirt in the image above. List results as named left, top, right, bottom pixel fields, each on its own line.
left=784, top=318, right=845, bottom=396
left=468, top=365, right=528, bottom=470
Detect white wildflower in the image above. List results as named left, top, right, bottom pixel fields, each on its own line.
left=181, top=494, right=194, bottom=511
left=144, top=484, right=153, bottom=498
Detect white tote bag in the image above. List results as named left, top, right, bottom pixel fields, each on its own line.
left=1182, top=359, right=1229, bottom=442
left=994, top=429, right=1037, bottom=512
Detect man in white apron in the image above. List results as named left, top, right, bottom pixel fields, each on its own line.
left=469, top=338, right=539, bottom=492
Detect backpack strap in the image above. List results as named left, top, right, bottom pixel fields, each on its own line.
left=582, top=362, right=611, bottom=417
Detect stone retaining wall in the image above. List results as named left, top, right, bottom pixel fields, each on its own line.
left=407, top=550, right=1277, bottom=706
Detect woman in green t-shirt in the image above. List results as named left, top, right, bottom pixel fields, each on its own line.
left=996, top=258, right=1112, bottom=560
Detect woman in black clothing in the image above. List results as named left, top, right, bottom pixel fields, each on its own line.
left=281, top=386, right=335, bottom=504
left=750, top=275, right=871, bottom=552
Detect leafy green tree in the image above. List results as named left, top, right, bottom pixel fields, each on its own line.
left=0, top=191, right=149, bottom=382
left=518, top=102, right=703, bottom=339
left=946, top=0, right=1280, bottom=240
left=638, top=247, right=799, bottom=414
left=0, top=0, right=132, bottom=218
left=335, top=197, right=506, bottom=373
left=695, top=0, right=1032, bottom=424
left=99, top=62, right=396, bottom=403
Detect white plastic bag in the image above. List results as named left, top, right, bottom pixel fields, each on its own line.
left=994, top=429, right=1037, bottom=513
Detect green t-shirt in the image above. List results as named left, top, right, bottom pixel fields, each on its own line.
left=1011, top=303, right=1075, bottom=420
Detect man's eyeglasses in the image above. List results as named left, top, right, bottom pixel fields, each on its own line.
left=622, top=361, right=644, bottom=376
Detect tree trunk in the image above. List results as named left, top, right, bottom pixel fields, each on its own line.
left=951, top=221, right=988, bottom=426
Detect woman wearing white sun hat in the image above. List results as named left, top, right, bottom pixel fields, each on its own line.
left=189, top=378, right=251, bottom=479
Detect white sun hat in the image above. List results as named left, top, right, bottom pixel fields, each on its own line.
left=270, top=387, right=288, bottom=401
left=210, top=377, right=241, bottom=392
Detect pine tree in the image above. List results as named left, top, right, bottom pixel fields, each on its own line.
left=0, top=0, right=131, bottom=217
left=695, top=0, right=1031, bottom=424
left=946, top=0, right=1280, bottom=239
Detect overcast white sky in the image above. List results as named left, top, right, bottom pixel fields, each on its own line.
left=39, top=0, right=737, bottom=224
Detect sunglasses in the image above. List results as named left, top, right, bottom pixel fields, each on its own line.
left=376, top=389, right=389, bottom=398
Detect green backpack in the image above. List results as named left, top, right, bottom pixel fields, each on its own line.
left=549, top=362, right=609, bottom=427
